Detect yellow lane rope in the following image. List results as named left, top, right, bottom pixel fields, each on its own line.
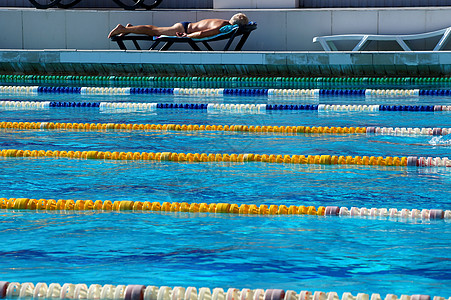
left=0, top=121, right=367, bottom=134
left=1, top=197, right=449, bottom=219
left=0, top=148, right=416, bottom=167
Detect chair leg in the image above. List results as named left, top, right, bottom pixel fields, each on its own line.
left=234, top=33, right=250, bottom=51
left=132, top=40, right=142, bottom=50
left=187, top=40, right=202, bottom=51
left=149, top=40, right=160, bottom=50
left=160, top=41, right=175, bottom=51
left=353, top=36, right=370, bottom=51
left=434, top=28, right=451, bottom=51
left=223, top=33, right=240, bottom=51
left=202, top=42, right=214, bottom=51
left=116, top=40, right=127, bottom=50
left=396, top=37, right=412, bottom=51
left=319, top=40, right=332, bottom=51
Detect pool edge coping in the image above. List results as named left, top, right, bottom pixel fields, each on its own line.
left=1, top=49, right=451, bottom=77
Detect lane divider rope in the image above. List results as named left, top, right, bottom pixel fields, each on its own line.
left=1, top=148, right=450, bottom=167
left=0, top=281, right=447, bottom=300
left=1, top=198, right=450, bottom=219
left=1, top=100, right=450, bottom=113
left=1, top=121, right=450, bottom=136
left=2, top=85, right=451, bottom=98
left=2, top=74, right=451, bottom=84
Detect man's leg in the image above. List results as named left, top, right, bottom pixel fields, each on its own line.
left=108, top=23, right=184, bottom=38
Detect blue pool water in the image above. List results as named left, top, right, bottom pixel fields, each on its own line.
left=0, top=82, right=450, bottom=298
left=1, top=210, right=450, bottom=296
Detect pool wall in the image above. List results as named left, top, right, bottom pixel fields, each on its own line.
left=1, top=49, right=451, bottom=77
left=1, top=7, right=451, bottom=51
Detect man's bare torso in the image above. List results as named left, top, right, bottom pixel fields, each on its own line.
left=187, top=19, right=230, bottom=34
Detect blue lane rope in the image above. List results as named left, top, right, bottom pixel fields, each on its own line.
left=50, top=102, right=100, bottom=108
left=2, top=85, right=451, bottom=97
left=1, top=100, right=450, bottom=113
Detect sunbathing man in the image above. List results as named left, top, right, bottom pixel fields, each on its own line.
left=108, top=13, right=249, bottom=39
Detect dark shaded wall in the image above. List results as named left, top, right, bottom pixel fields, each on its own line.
left=3, top=0, right=451, bottom=8
left=299, top=0, right=450, bottom=7
left=0, top=0, right=212, bottom=8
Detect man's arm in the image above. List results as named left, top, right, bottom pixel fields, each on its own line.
left=186, top=27, right=222, bottom=39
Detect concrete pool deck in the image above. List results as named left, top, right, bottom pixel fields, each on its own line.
left=1, top=7, right=451, bottom=77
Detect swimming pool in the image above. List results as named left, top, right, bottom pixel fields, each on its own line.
left=0, top=76, right=450, bottom=300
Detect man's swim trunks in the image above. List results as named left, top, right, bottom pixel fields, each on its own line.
left=180, top=22, right=191, bottom=33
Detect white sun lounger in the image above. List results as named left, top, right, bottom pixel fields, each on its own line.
left=313, top=26, right=451, bottom=51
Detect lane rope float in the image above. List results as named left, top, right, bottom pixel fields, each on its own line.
left=2, top=74, right=451, bottom=85
left=0, top=148, right=450, bottom=168
left=2, top=85, right=451, bottom=98
left=1, top=121, right=450, bottom=137
left=0, top=281, right=447, bottom=300
left=1, top=197, right=450, bottom=220
left=1, top=100, right=450, bottom=113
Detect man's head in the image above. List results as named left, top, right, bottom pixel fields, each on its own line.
left=230, top=13, right=249, bottom=26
